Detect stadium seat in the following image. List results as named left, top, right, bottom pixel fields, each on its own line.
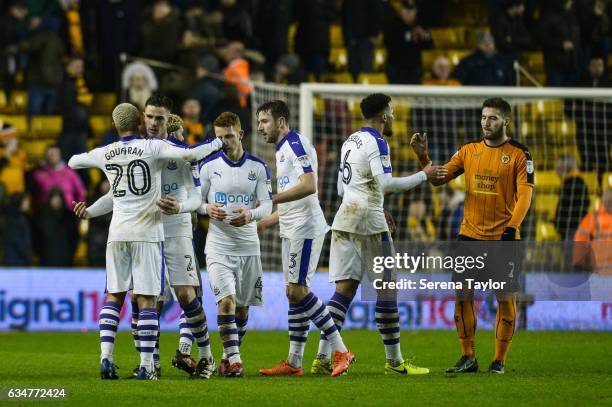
left=536, top=220, right=560, bottom=242
left=582, top=172, right=600, bottom=194
left=399, top=145, right=418, bottom=162
left=91, top=93, right=117, bottom=115
left=29, top=115, right=63, bottom=138
left=546, top=119, right=576, bottom=142
left=329, top=48, right=348, bottom=72
left=392, top=120, right=408, bottom=137
left=320, top=71, right=353, bottom=83
left=9, top=91, right=27, bottom=113
left=421, top=50, right=447, bottom=71
left=330, top=24, right=343, bottom=48
left=535, top=193, right=559, bottom=220
left=522, top=51, right=544, bottom=73
left=602, top=172, right=612, bottom=191
left=450, top=173, right=466, bottom=190
left=0, top=90, right=6, bottom=111
left=465, top=27, right=490, bottom=48
left=89, top=115, right=112, bottom=138
left=0, top=114, right=28, bottom=136
left=313, top=97, right=325, bottom=116
left=287, top=23, right=297, bottom=53
left=589, top=194, right=601, bottom=212
left=430, top=27, right=466, bottom=49
left=531, top=99, right=564, bottom=120
left=356, top=73, right=388, bottom=85
left=373, top=48, right=387, bottom=71
left=393, top=103, right=411, bottom=120
left=23, top=139, right=54, bottom=163
left=535, top=170, right=561, bottom=192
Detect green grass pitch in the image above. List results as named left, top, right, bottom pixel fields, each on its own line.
left=1, top=330, right=611, bottom=406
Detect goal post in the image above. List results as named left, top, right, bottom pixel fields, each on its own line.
left=251, top=82, right=612, bottom=271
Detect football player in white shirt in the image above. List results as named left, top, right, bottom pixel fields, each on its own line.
left=312, top=93, right=445, bottom=375
left=68, top=103, right=222, bottom=380
left=197, top=112, right=272, bottom=377
left=255, top=100, right=354, bottom=377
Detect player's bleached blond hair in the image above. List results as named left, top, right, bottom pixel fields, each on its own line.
left=167, top=114, right=184, bottom=133
left=112, top=103, right=140, bottom=132
left=213, top=111, right=242, bottom=130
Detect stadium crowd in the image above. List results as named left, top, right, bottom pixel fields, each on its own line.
left=1, top=0, right=611, bottom=267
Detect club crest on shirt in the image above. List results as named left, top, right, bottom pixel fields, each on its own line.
left=280, top=154, right=285, bottom=162
left=167, top=160, right=178, bottom=170
left=248, top=171, right=257, bottom=181
left=526, top=160, right=534, bottom=174
left=501, top=153, right=510, bottom=164
left=298, top=155, right=311, bottom=168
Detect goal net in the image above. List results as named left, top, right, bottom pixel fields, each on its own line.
left=251, top=83, right=612, bottom=272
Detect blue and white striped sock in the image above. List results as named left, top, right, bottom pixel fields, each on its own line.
left=183, top=299, right=211, bottom=361
left=287, top=304, right=309, bottom=368
left=317, top=291, right=352, bottom=361
left=131, top=300, right=140, bottom=353
left=99, top=301, right=121, bottom=363
left=236, top=316, right=248, bottom=346
left=297, top=292, right=347, bottom=353
left=375, top=299, right=402, bottom=363
left=178, top=312, right=194, bottom=355
left=137, top=308, right=159, bottom=370
left=218, top=314, right=241, bottom=364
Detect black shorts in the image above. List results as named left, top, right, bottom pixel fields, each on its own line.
left=451, top=235, right=521, bottom=294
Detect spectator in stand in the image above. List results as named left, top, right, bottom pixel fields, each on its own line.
left=274, top=54, right=308, bottom=85
left=182, top=1, right=222, bottom=49
left=17, top=0, right=60, bottom=18
left=140, top=0, right=183, bottom=63
left=436, top=187, right=464, bottom=240
left=57, top=57, right=92, bottom=115
left=222, top=41, right=251, bottom=108
left=87, top=178, right=111, bottom=268
left=540, top=0, right=582, bottom=86
left=98, top=0, right=140, bottom=91
left=1, top=4, right=28, bottom=95
left=253, top=0, right=293, bottom=79
left=60, top=0, right=85, bottom=57
left=0, top=124, right=28, bottom=194
left=576, top=0, right=609, bottom=61
left=343, top=0, right=383, bottom=81
left=218, top=0, right=255, bottom=47
left=554, top=154, right=591, bottom=241
left=38, top=188, right=74, bottom=267
left=384, top=0, right=432, bottom=84
left=407, top=198, right=436, bottom=242
left=10, top=15, right=65, bottom=115
left=189, top=54, right=222, bottom=125
left=454, top=32, right=514, bottom=86
left=493, top=0, right=531, bottom=63
left=181, top=98, right=205, bottom=144
left=580, top=54, right=612, bottom=86
left=3, top=192, right=33, bottom=267
left=30, top=145, right=86, bottom=212
left=422, top=56, right=461, bottom=85
left=294, top=0, right=338, bottom=80
left=121, top=61, right=158, bottom=110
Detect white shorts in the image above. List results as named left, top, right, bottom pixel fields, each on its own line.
left=164, top=237, right=200, bottom=287
left=328, top=230, right=395, bottom=283
left=106, top=241, right=163, bottom=295
left=282, top=235, right=326, bottom=287
left=206, top=252, right=263, bottom=306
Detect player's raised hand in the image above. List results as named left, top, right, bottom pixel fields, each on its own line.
left=229, top=208, right=253, bottom=227
left=206, top=203, right=227, bottom=220
left=384, top=209, right=396, bottom=234
left=72, top=201, right=90, bottom=219
left=157, top=196, right=181, bottom=214
left=410, top=132, right=429, bottom=156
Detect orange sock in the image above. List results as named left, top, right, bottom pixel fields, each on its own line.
left=494, top=298, right=517, bottom=364
left=454, top=300, right=476, bottom=358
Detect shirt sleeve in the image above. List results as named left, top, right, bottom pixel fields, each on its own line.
left=286, top=140, right=313, bottom=176
left=256, top=162, right=273, bottom=202
left=443, top=146, right=466, bottom=179
left=68, top=149, right=102, bottom=169
left=157, top=137, right=222, bottom=162
left=197, top=162, right=211, bottom=215
left=368, top=137, right=392, bottom=176
left=515, top=146, right=535, bottom=186
left=179, top=163, right=202, bottom=213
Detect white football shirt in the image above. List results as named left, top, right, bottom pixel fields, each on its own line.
left=331, top=127, right=392, bottom=235
left=275, top=130, right=329, bottom=239
left=200, top=151, right=272, bottom=256
left=69, top=136, right=222, bottom=242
